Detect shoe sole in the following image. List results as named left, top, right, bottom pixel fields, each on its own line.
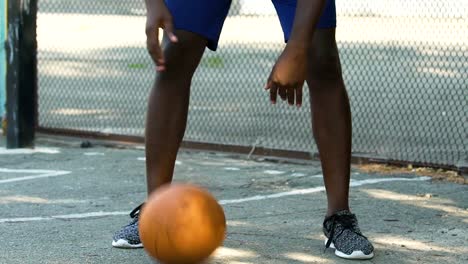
left=112, top=239, right=143, bottom=249
left=325, top=239, right=374, bottom=260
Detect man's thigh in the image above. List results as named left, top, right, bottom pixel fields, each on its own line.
left=165, top=0, right=231, bottom=51
left=272, top=0, right=337, bottom=42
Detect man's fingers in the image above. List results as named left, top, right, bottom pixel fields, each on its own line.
left=163, top=20, right=178, bottom=43
left=146, top=27, right=165, bottom=71
left=295, top=86, right=303, bottom=107
left=279, top=87, right=287, bottom=101
left=270, top=84, right=278, bottom=104
left=147, top=40, right=165, bottom=70
left=265, top=77, right=273, bottom=90
left=287, top=87, right=295, bottom=106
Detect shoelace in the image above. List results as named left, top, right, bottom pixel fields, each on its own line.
left=325, top=213, right=367, bottom=249
left=129, top=203, right=145, bottom=219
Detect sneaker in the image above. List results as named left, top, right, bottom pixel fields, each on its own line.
left=323, top=210, right=374, bottom=259
left=112, top=203, right=144, bottom=248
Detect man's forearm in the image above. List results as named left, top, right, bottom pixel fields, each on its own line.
left=288, top=0, right=326, bottom=47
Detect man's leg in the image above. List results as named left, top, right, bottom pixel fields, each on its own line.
left=306, top=28, right=351, bottom=216
left=306, top=28, right=374, bottom=259
left=145, top=31, right=207, bottom=195
left=145, top=0, right=230, bottom=193
left=112, top=31, right=207, bottom=248
left=113, top=0, right=231, bottom=248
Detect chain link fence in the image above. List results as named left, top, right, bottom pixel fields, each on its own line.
left=37, top=0, right=467, bottom=169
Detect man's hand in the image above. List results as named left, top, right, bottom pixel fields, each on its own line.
left=265, top=45, right=307, bottom=107
left=145, top=0, right=178, bottom=72
left=265, top=0, right=326, bottom=107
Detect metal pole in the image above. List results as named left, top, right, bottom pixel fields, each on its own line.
left=5, top=0, right=37, bottom=148
left=0, top=0, right=7, bottom=134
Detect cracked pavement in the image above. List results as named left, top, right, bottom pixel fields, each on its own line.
left=0, top=136, right=467, bottom=264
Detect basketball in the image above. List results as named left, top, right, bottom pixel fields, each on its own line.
left=139, top=183, right=226, bottom=264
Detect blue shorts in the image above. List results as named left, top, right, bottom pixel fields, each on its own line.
left=165, top=0, right=336, bottom=51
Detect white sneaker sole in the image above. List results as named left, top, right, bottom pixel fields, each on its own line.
left=325, top=239, right=374, bottom=260
left=112, top=239, right=143, bottom=248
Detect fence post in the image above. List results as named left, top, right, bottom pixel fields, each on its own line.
left=5, top=0, right=37, bottom=148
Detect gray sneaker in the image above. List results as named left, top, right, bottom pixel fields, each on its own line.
left=112, top=204, right=144, bottom=248
left=323, top=210, right=374, bottom=259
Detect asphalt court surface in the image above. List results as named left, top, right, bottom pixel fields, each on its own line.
left=0, top=136, right=467, bottom=264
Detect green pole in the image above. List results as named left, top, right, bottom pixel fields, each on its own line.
left=0, top=0, right=6, bottom=125
left=5, top=0, right=37, bottom=148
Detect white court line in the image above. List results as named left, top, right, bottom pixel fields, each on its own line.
left=0, top=168, right=71, bottom=184
left=224, top=167, right=241, bottom=171
left=308, top=174, right=324, bottom=179
left=290, top=172, right=358, bottom=179
left=138, top=157, right=182, bottom=165
left=220, top=176, right=429, bottom=204
left=0, top=176, right=430, bottom=224
left=0, top=211, right=128, bottom=223
left=264, top=170, right=285, bottom=175
left=290, top=173, right=307, bottom=177
left=0, top=147, right=60, bottom=155
left=84, top=152, right=105, bottom=156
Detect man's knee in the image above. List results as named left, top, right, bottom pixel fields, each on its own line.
left=158, top=30, right=207, bottom=79
left=308, top=28, right=343, bottom=81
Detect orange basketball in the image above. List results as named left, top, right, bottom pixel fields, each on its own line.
left=139, top=183, right=226, bottom=264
